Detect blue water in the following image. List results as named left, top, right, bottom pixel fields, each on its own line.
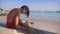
left=29, top=11, right=60, bottom=22
left=0, top=10, right=60, bottom=22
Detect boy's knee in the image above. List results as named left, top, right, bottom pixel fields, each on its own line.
left=28, top=23, right=31, bottom=27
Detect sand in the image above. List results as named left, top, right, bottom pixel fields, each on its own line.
left=0, top=16, right=60, bottom=34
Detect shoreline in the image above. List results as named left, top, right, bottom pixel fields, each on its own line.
left=0, top=16, right=60, bottom=23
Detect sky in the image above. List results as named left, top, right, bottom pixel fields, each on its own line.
left=0, top=0, right=60, bottom=11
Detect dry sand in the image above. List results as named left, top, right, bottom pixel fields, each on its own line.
left=0, top=16, right=60, bottom=34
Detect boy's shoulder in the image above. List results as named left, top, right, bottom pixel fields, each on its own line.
left=9, top=8, right=19, bottom=15
left=10, top=8, right=19, bottom=11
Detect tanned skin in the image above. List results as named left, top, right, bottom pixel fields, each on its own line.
left=7, top=8, right=31, bottom=32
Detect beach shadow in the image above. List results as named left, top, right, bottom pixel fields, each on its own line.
left=0, top=22, right=57, bottom=34
left=16, top=28, right=57, bottom=34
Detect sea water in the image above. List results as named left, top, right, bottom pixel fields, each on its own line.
left=31, top=11, right=60, bottom=22
left=1, top=10, right=60, bottom=23
left=20, top=11, right=60, bottom=22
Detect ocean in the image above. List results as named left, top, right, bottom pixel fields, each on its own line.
left=20, top=11, right=60, bottom=23
left=30, top=11, right=60, bottom=19
left=0, top=11, right=60, bottom=23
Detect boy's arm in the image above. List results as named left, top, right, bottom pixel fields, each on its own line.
left=15, top=15, right=19, bottom=28
left=15, top=15, right=25, bottom=29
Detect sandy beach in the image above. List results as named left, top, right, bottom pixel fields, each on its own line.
left=0, top=16, right=60, bottom=34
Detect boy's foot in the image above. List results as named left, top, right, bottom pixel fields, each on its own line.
left=30, top=22, right=34, bottom=24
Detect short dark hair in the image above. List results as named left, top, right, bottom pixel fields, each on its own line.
left=21, top=5, right=29, bottom=17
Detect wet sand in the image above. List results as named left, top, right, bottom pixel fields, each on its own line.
left=0, top=16, right=60, bottom=34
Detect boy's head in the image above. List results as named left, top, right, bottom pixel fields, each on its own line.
left=20, top=5, right=29, bottom=17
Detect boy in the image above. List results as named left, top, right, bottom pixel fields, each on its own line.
left=7, top=5, right=31, bottom=31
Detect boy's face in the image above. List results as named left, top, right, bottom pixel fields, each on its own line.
left=21, top=8, right=28, bottom=14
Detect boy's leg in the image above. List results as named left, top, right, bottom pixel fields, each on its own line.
left=16, top=23, right=29, bottom=30
left=18, top=22, right=32, bottom=32
left=16, top=24, right=31, bottom=32
left=23, top=23, right=31, bottom=28
left=23, top=23, right=33, bottom=32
